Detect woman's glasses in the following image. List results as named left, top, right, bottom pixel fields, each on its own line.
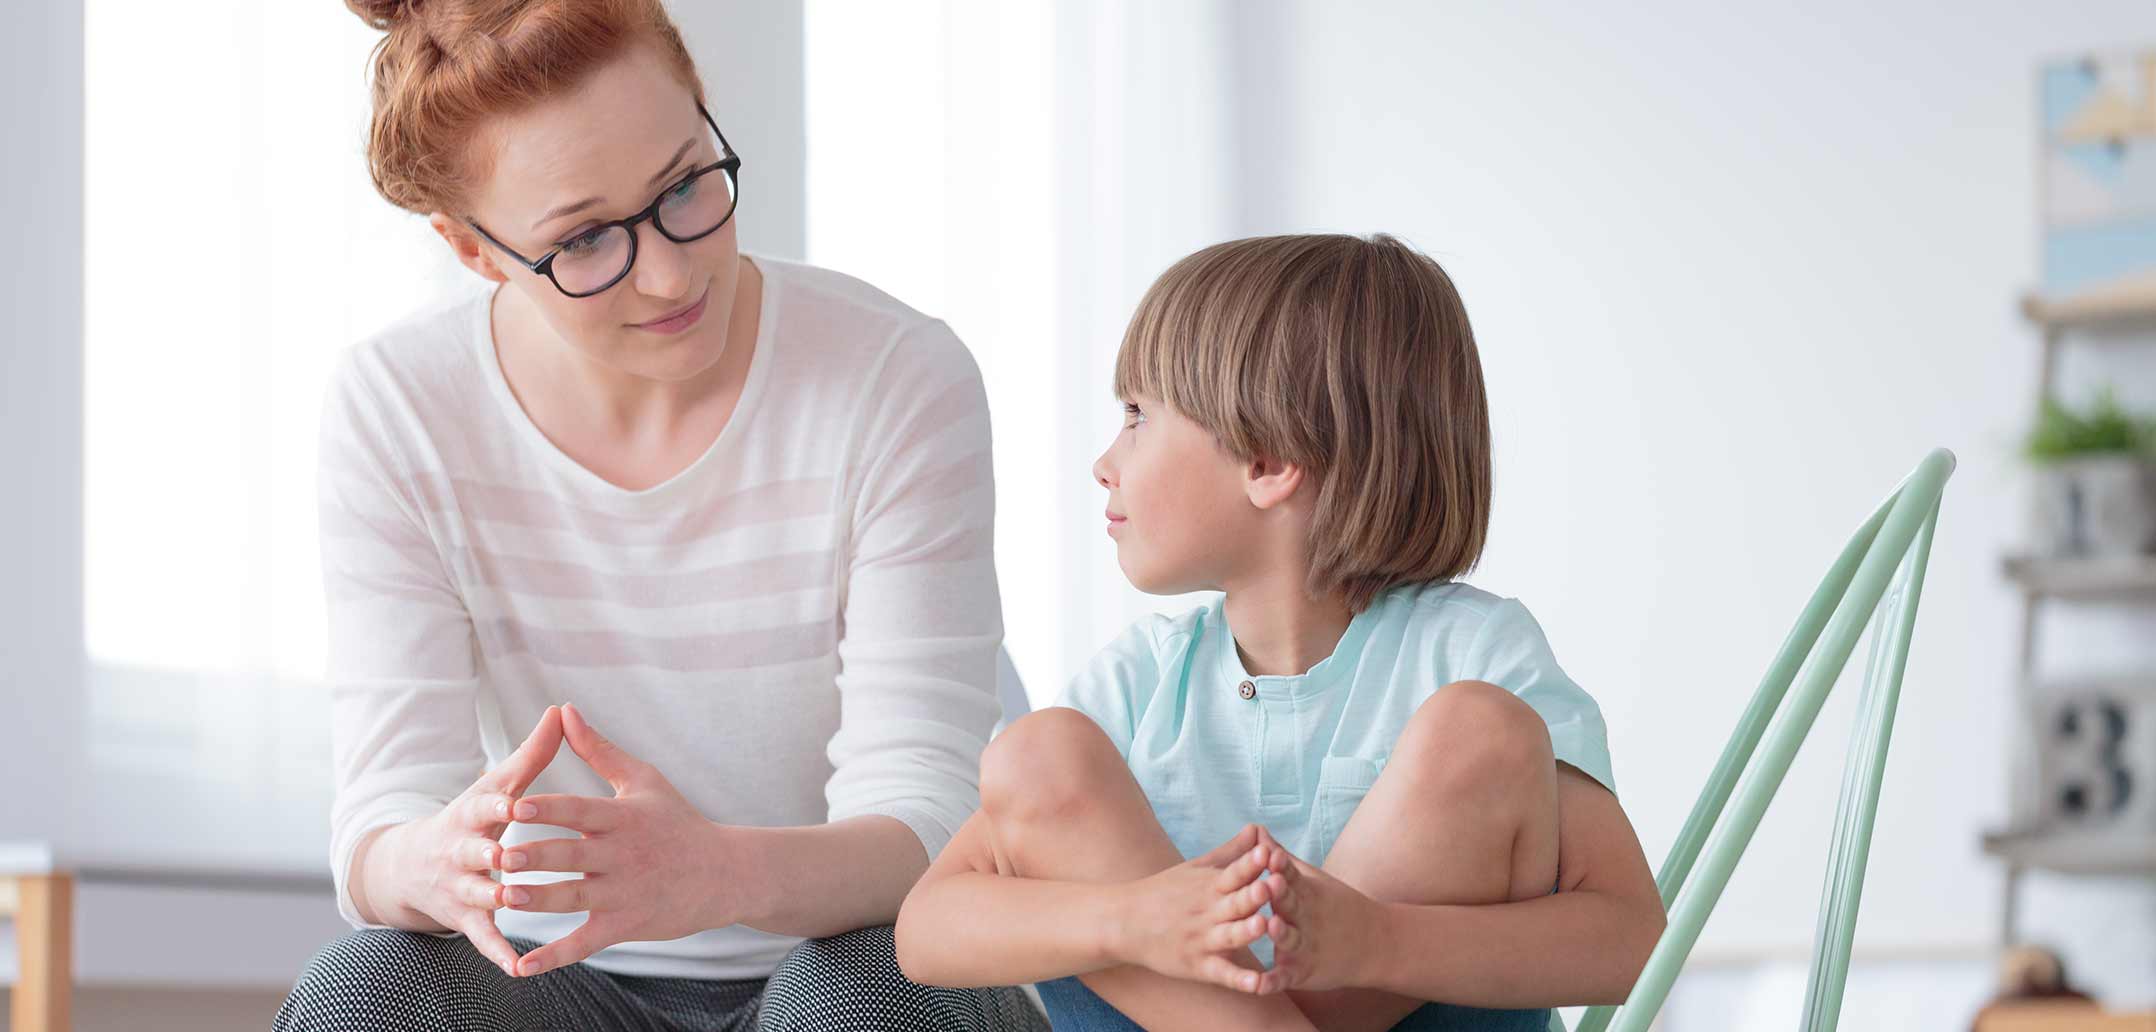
left=466, top=102, right=741, bottom=299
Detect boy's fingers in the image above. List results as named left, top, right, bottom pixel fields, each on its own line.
left=1191, top=824, right=1261, bottom=868
left=1264, top=872, right=1296, bottom=913
left=1210, top=873, right=1273, bottom=923
left=1206, top=912, right=1269, bottom=952
left=1269, top=914, right=1302, bottom=953
left=1210, top=844, right=1270, bottom=893
left=1198, top=955, right=1262, bottom=995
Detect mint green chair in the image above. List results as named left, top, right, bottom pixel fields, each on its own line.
left=1555, top=448, right=1954, bottom=1032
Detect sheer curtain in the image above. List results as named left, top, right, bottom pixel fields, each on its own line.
left=81, top=0, right=470, bottom=871
left=804, top=0, right=1244, bottom=703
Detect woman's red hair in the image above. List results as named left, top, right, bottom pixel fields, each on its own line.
left=347, top=0, right=706, bottom=213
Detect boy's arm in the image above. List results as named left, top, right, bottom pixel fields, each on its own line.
left=894, top=809, right=1126, bottom=987
left=1361, top=765, right=1666, bottom=1007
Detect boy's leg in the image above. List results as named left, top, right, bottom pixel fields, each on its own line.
left=1289, top=680, right=1562, bottom=1032
left=980, top=708, right=1315, bottom=1032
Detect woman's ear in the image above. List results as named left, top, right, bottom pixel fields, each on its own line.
left=1243, top=454, right=1305, bottom=511
left=428, top=212, right=511, bottom=285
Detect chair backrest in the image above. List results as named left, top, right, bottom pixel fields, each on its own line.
left=1560, top=448, right=1955, bottom=1032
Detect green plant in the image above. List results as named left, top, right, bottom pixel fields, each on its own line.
left=2024, top=389, right=2156, bottom=463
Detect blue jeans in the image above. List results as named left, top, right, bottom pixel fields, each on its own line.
left=1035, top=976, right=1549, bottom=1031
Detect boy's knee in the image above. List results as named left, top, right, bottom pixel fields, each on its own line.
left=979, top=708, right=1119, bottom=825
left=1397, top=680, right=1555, bottom=797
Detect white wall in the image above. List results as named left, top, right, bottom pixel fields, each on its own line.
left=671, top=1, right=807, bottom=261
left=1233, top=0, right=2154, bottom=1002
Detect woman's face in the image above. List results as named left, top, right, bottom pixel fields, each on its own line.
left=446, top=48, right=741, bottom=383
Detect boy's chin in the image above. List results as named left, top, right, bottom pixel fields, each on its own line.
left=1118, top=556, right=1208, bottom=598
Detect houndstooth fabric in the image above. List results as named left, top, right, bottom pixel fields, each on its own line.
left=273, top=926, right=1046, bottom=1032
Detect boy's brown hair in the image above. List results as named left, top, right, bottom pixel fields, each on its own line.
left=1115, top=233, right=1491, bottom=612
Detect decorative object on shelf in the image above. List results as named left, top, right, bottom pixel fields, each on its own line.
left=2041, top=51, right=2156, bottom=307
left=2033, top=684, right=2155, bottom=832
left=2023, top=389, right=2156, bottom=557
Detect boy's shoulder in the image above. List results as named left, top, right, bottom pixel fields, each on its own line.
left=1382, top=579, right=1511, bottom=631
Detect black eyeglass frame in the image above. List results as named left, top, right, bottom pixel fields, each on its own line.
left=466, top=102, right=741, bottom=299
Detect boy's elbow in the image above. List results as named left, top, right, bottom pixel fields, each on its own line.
left=892, top=901, right=957, bottom=988
left=1607, top=900, right=1668, bottom=1004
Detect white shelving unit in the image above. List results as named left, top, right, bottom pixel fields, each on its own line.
left=1983, top=287, right=2156, bottom=944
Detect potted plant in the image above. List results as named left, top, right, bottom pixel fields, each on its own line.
left=2025, top=389, right=2156, bottom=556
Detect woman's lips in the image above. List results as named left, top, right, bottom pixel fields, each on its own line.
left=1106, top=510, right=1127, bottom=535
left=634, top=287, right=710, bottom=334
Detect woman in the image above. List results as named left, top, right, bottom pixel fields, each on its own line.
left=274, top=2, right=1042, bottom=1029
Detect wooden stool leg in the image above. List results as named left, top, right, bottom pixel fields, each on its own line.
left=11, top=873, right=73, bottom=1032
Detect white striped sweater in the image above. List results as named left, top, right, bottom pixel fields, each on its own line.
left=317, top=256, right=1002, bottom=979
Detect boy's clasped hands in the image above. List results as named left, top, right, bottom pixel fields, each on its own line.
left=1122, top=822, right=1379, bottom=997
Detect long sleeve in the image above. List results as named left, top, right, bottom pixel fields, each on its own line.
left=823, top=319, right=1003, bottom=861
left=317, top=349, right=486, bottom=929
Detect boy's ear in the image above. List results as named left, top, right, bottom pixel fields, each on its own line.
left=1244, top=454, right=1305, bottom=511
left=429, top=212, right=511, bottom=285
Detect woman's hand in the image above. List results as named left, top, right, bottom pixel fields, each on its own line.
left=500, top=703, right=744, bottom=977
left=359, top=705, right=565, bottom=977
left=1239, top=829, right=1384, bottom=995
left=1106, top=823, right=1286, bottom=993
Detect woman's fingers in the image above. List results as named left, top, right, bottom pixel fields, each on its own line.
left=561, top=704, right=648, bottom=794
left=514, top=916, right=613, bottom=977
left=457, top=910, right=525, bottom=978
left=456, top=837, right=504, bottom=871
left=515, top=794, right=621, bottom=835
left=482, top=705, right=566, bottom=798
left=449, top=872, right=504, bottom=911
left=502, top=875, right=602, bottom=914
left=502, top=836, right=598, bottom=874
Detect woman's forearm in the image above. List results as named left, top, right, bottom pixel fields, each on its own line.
left=727, top=815, right=931, bottom=939
left=894, top=869, right=1123, bottom=988
left=1366, top=890, right=1665, bottom=1008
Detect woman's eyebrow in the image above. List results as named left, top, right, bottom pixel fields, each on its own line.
left=528, top=136, right=699, bottom=233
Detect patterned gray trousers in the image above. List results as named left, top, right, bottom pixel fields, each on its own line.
left=273, top=926, right=1046, bottom=1032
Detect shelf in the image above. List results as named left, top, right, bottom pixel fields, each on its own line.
left=2002, top=553, right=2156, bottom=599
left=1982, top=825, right=2156, bottom=876
left=2022, top=275, right=2156, bottom=332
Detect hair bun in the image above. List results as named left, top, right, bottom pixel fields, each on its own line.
left=347, top=0, right=423, bottom=31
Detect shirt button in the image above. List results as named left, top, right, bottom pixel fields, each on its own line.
left=1237, top=680, right=1257, bottom=700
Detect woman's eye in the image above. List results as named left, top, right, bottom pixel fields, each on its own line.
left=663, top=176, right=699, bottom=206
left=1122, top=403, right=1146, bottom=428
left=559, top=228, right=606, bottom=257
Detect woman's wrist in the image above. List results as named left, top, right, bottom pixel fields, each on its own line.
left=353, top=822, right=427, bottom=931
left=696, top=819, right=768, bottom=930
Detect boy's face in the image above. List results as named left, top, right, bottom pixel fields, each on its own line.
left=1093, top=394, right=1255, bottom=595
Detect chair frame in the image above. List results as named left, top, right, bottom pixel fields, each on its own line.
left=1564, top=447, right=1954, bottom=1032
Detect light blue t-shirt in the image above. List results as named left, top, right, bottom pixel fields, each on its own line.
left=1056, top=580, right=1613, bottom=963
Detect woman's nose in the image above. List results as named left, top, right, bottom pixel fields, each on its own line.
left=1092, top=450, right=1115, bottom=489
left=631, top=223, right=694, bottom=300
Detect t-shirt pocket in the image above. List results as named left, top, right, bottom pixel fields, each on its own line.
left=1314, top=755, right=1385, bottom=861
